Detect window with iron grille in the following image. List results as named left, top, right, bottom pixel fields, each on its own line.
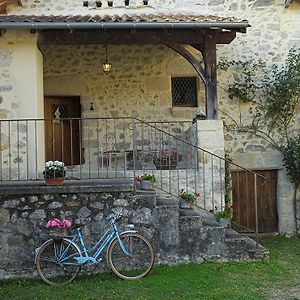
left=171, top=77, right=197, bottom=107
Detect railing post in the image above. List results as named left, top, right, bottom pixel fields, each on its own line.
left=132, top=118, right=137, bottom=192
left=254, top=173, right=259, bottom=248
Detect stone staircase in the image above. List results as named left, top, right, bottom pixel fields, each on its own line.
left=136, top=190, right=269, bottom=263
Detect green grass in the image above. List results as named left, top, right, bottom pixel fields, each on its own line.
left=1, top=236, right=300, bottom=300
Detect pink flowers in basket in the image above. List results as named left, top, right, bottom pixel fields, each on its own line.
left=45, top=218, right=72, bottom=229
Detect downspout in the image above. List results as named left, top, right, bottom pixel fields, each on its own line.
left=0, top=21, right=249, bottom=30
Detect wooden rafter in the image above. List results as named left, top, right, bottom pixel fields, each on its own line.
left=165, top=43, right=206, bottom=84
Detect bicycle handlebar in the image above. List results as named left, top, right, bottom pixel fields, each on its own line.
left=106, top=208, right=123, bottom=223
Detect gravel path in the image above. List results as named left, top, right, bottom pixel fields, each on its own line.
left=270, top=285, right=300, bottom=300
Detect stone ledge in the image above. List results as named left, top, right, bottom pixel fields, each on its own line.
left=0, top=179, right=134, bottom=195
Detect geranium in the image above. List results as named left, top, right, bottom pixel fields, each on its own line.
left=45, top=218, right=72, bottom=229
left=43, top=160, right=66, bottom=179
left=154, top=150, right=177, bottom=161
left=179, top=189, right=199, bottom=204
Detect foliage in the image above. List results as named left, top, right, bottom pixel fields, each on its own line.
left=140, top=173, right=156, bottom=183
left=282, top=136, right=300, bottom=188
left=219, top=48, right=300, bottom=186
left=178, top=189, right=199, bottom=204
left=43, top=160, right=66, bottom=179
left=224, top=150, right=232, bottom=211
left=263, top=48, right=300, bottom=140
left=214, top=210, right=231, bottom=221
left=1, top=236, right=300, bottom=300
left=218, top=59, right=265, bottom=103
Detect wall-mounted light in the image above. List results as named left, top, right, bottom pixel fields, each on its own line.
left=90, top=102, right=94, bottom=111
left=102, top=46, right=112, bottom=75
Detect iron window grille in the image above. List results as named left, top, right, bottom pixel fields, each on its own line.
left=171, top=77, right=198, bottom=107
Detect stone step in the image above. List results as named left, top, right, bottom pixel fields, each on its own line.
left=243, top=235, right=269, bottom=259
left=153, top=191, right=269, bottom=262
left=156, top=194, right=178, bottom=206
left=132, top=190, right=157, bottom=208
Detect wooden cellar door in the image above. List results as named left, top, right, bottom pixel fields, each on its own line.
left=231, top=169, right=278, bottom=233
left=44, top=96, right=81, bottom=166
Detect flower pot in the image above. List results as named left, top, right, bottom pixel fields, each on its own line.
left=45, top=177, right=65, bottom=186
left=141, top=180, right=153, bottom=190
left=179, top=198, right=192, bottom=209
left=153, top=159, right=177, bottom=170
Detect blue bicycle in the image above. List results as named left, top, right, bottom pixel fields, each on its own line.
left=35, top=210, right=154, bottom=285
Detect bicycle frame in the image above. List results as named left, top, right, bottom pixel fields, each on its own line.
left=57, top=221, right=136, bottom=266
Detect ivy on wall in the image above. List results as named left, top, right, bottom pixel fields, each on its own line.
left=219, top=47, right=300, bottom=232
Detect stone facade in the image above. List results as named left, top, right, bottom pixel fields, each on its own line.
left=0, top=0, right=299, bottom=233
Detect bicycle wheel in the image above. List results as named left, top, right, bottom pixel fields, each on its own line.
left=108, top=232, right=154, bottom=280
left=36, top=238, right=81, bottom=285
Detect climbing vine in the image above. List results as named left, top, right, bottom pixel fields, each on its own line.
left=219, top=47, right=300, bottom=232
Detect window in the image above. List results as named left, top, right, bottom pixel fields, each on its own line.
left=171, top=77, right=198, bottom=107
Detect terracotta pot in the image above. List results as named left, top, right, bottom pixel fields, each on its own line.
left=45, top=177, right=65, bottom=186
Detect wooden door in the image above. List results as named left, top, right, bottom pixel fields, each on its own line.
left=231, top=170, right=278, bottom=233
left=44, top=96, right=81, bottom=166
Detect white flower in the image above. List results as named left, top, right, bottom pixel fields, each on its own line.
left=45, top=161, right=54, bottom=167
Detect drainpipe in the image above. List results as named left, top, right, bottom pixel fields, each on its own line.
left=0, top=21, right=250, bottom=30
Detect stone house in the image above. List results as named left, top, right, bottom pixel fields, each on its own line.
left=0, top=0, right=299, bottom=279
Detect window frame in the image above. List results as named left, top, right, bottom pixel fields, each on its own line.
left=171, top=76, right=198, bottom=108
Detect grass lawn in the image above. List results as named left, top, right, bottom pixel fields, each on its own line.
left=0, top=236, right=299, bottom=300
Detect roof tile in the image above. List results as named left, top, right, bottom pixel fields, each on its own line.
left=0, top=13, right=243, bottom=24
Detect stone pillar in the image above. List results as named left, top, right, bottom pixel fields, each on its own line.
left=196, top=120, right=225, bottom=211
left=0, top=30, right=45, bottom=179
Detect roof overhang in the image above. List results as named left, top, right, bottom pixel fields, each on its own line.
left=0, top=14, right=249, bottom=32
left=0, top=14, right=249, bottom=45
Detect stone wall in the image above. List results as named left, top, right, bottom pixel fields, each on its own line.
left=0, top=184, right=179, bottom=279
left=0, top=181, right=232, bottom=279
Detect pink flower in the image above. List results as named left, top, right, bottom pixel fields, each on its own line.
left=45, top=218, right=72, bottom=228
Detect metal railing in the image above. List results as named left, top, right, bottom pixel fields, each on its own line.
left=0, top=117, right=265, bottom=242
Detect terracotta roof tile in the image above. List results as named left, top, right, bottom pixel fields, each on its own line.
left=0, top=13, right=244, bottom=24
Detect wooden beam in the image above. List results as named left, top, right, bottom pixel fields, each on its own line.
left=203, top=34, right=218, bottom=120
left=38, top=30, right=206, bottom=45
left=166, top=43, right=206, bottom=84
left=38, top=29, right=237, bottom=45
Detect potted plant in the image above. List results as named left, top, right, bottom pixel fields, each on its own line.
left=45, top=218, right=72, bottom=236
left=153, top=150, right=178, bottom=170
left=178, top=189, right=199, bottom=209
left=138, top=173, right=156, bottom=190
left=43, top=160, right=66, bottom=186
